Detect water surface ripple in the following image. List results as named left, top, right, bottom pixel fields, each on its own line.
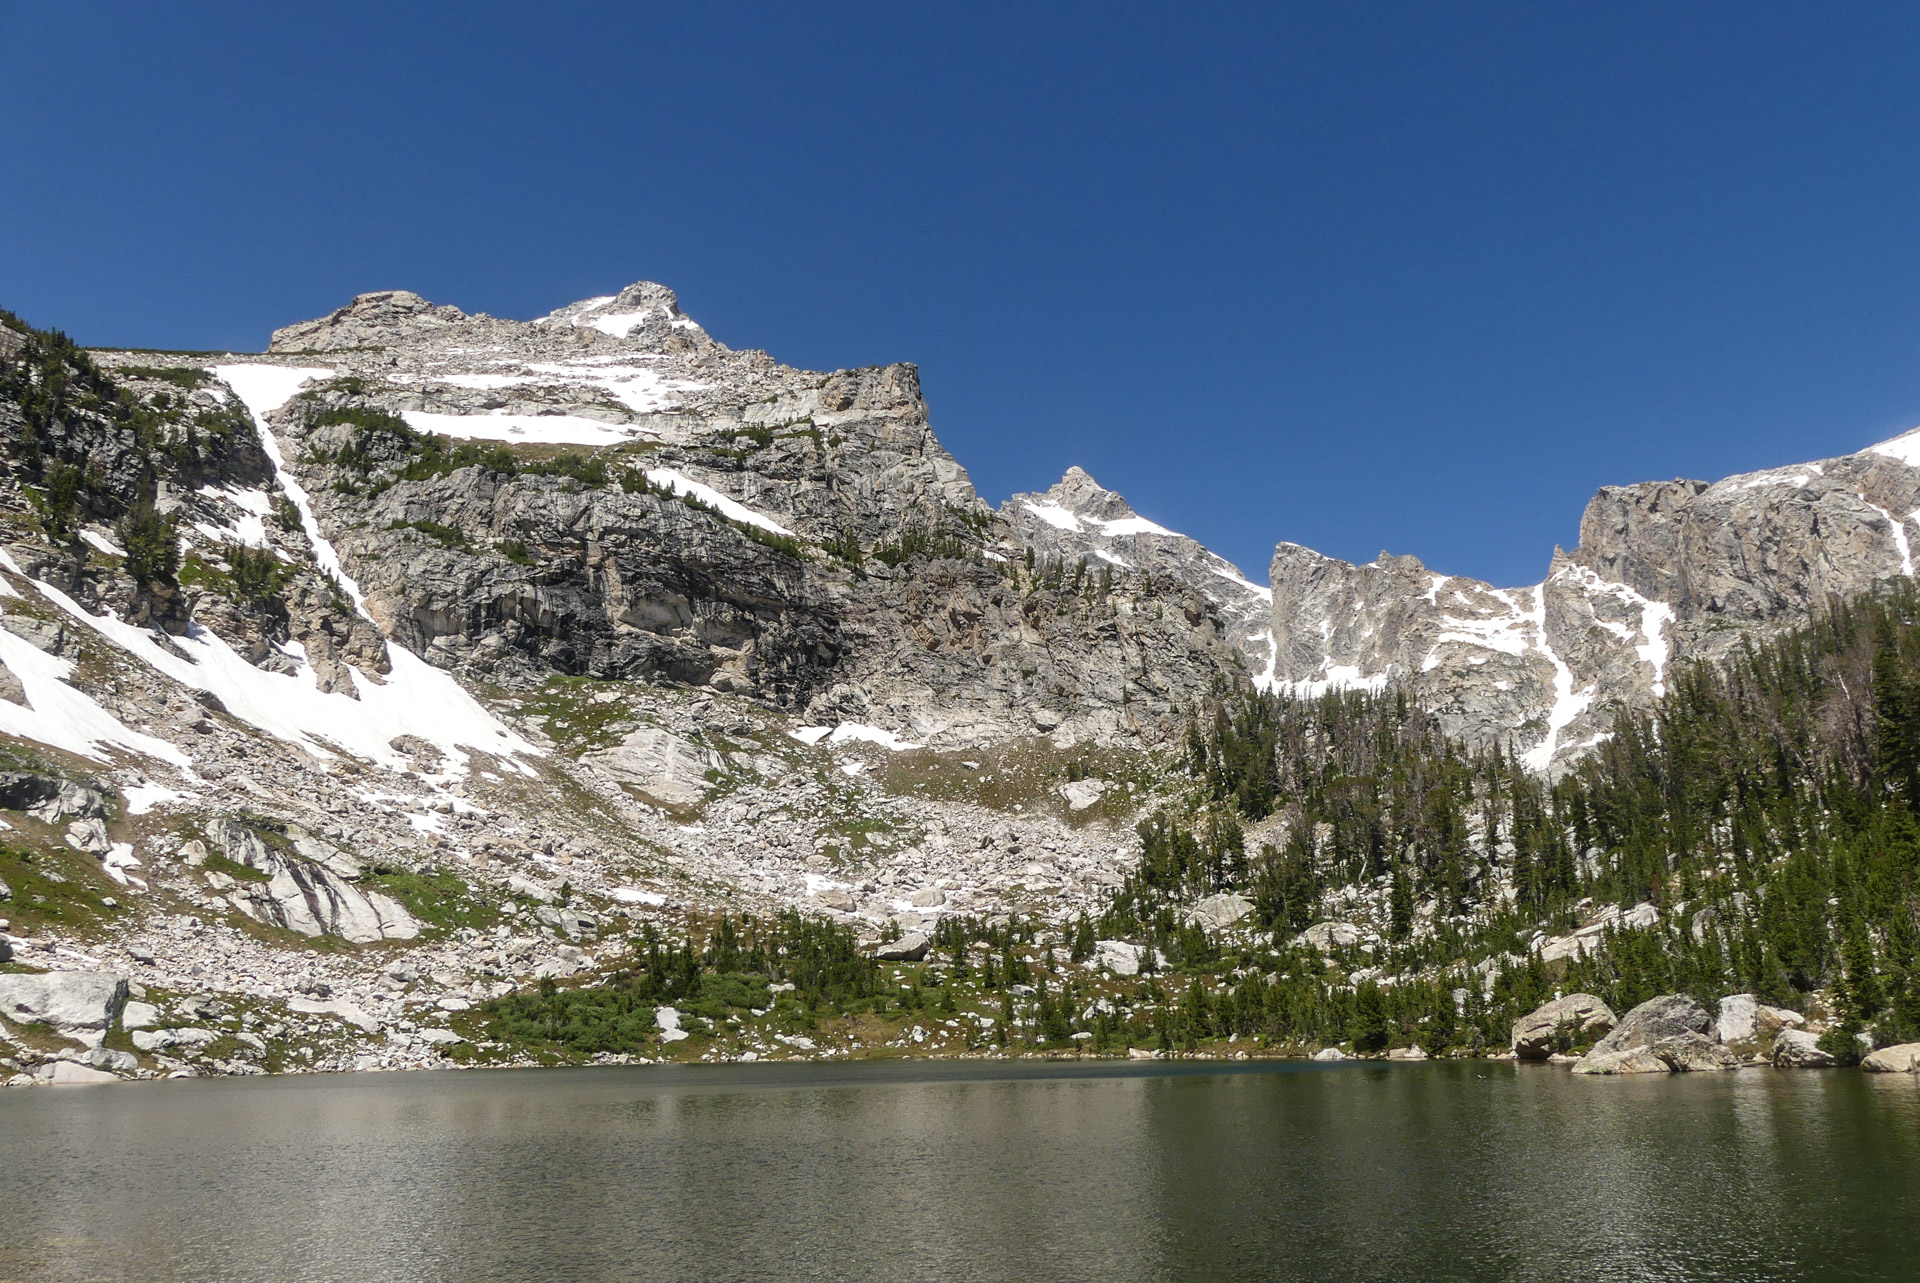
left=1, top=1060, right=1915, bottom=1282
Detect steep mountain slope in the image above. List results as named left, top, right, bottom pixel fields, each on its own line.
left=1265, top=436, right=1920, bottom=771
left=1002, top=466, right=1274, bottom=680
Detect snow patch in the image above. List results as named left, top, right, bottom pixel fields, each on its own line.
left=210, top=364, right=542, bottom=778
left=1018, top=499, right=1084, bottom=532
left=1868, top=427, right=1920, bottom=468
left=1862, top=501, right=1914, bottom=577
left=123, top=782, right=193, bottom=815
left=0, top=608, right=192, bottom=768
left=1520, top=585, right=1593, bottom=773
left=402, top=410, right=647, bottom=449
left=1095, top=515, right=1175, bottom=538
left=80, top=530, right=126, bottom=558
left=646, top=469, right=792, bottom=536
left=790, top=723, right=922, bottom=751
left=1282, top=665, right=1389, bottom=699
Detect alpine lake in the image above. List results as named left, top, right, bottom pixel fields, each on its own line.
left=1, top=1058, right=1915, bottom=1282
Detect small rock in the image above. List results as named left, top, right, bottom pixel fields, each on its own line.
left=873, top=932, right=930, bottom=962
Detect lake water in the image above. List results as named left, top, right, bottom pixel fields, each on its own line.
left=1, top=1060, right=1916, bottom=1282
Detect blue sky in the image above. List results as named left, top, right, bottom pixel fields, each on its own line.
left=7, top=3, right=1920, bottom=586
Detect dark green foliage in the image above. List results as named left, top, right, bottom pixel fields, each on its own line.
left=31, top=463, right=84, bottom=543
left=119, top=365, right=210, bottom=389
left=388, top=519, right=470, bottom=549
left=872, top=523, right=981, bottom=568
left=1142, top=582, right=1920, bottom=1052
left=117, top=504, right=179, bottom=585
left=395, top=438, right=521, bottom=482
left=303, top=404, right=423, bottom=473
left=225, top=542, right=289, bottom=603
left=468, top=911, right=881, bottom=1059
left=270, top=493, right=302, bottom=533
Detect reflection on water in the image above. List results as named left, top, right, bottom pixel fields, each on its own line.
left=1, top=1060, right=1915, bottom=1282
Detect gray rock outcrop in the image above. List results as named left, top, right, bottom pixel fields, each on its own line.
left=1512, top=993, right=1617, bottom=1060
left=0, top=971, right=129, bottom=1047
left=1771, top=1028, right=1839, bottom=1068
left=1571, top=994, right=1719, bottom=1074
left=1264, top=435, right=1920, bottom=772
left=1862, top=1042, right=1920, bottom=1073
left=206, top=817, right=418, bottom=944
left=1713, top=993, right=1804, bottom=1059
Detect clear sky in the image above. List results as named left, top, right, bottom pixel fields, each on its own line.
left=7, top=2, right=1920, bottom=587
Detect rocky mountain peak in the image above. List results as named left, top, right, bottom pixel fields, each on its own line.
left=269, top=289, right=473, bottom=352
left=535, top=280, right=707, bottom=342
left=1002, top=467, right=1273, bottom=674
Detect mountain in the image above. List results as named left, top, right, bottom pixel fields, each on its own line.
left=1264, top=436, right=1920, bottom=771
left=1, top=283, right=1917, bottom=1083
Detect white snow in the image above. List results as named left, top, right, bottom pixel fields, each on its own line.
left=1282, top=664, right=1389, bottom=699
left=80, top=530, right=127, bottom=558
left=587, top=309, right=653, bottom=337
left=1553, top=562, right=1677, bottom=698
left=37, top=580, right=532, bottom=778
left=435, top=373, right=530, bottom=390
left=1735, top=466, right=1820, bottom=491
left=401, top=410, right=647, bottom=449
left=610, top=887, right=668, bottom=906
left=1018, top=499, right=1083, bottom=532
left=1095, top=515, right=1176, bottom=538
left=1520, top=585, right=1593, bottom=773
left=790, top=723, right=922, bottom=751
left=1249, top=630, right=1280, bottom=694
left=1093, top=549, right=1132, bottom=569
left=0, top=608, right=192, bottom=768
left=1208, top=562, right=1273, bottom=602
left=1868, top=427, right=1920, bottom=468
left=1863, top=501, right=1914, bottom=577
left=1433, top=591, right=1534, bottom=658
left=1636, top=601, right=1675, bottom=698
left=646, top=469, right=793, bottom=536
left=123, top=782, right=193, bottom=815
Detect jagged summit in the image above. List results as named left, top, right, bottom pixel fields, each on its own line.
left=1002, top=467, right=1273, bottom=674
left=268, top=280, right=715, bottom=356
left=1262, top=422, right=1920, bottom=772
left=536, top=281, right=704, bottom=339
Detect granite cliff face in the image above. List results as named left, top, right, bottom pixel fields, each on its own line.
left=238, top=283, right=1242, bottom=749
left=1264, top=435, right=1920, bottom=770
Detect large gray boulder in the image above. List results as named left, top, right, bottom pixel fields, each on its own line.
left=1571, top=994, right=1717, bottom=1074
left=1772, top=1028, right=1839, bottom=1068
left=1651, top=1032, right=1742, bottom=1072
left=1714, top=993, right=1804, bottom=1059
left=1189, top=893, right=1254, bottom=931
left=1862, top=1043, right=1920, bottom=1073
left=0, top=971, right=129, bottom=1047
left=585, top=726, right=720, bottom=806
left=872, top=932, right=930, bottom=962
left=1513, top=993, right=1617, bottom=1060
left=0, top=771, right=110, bottom=823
